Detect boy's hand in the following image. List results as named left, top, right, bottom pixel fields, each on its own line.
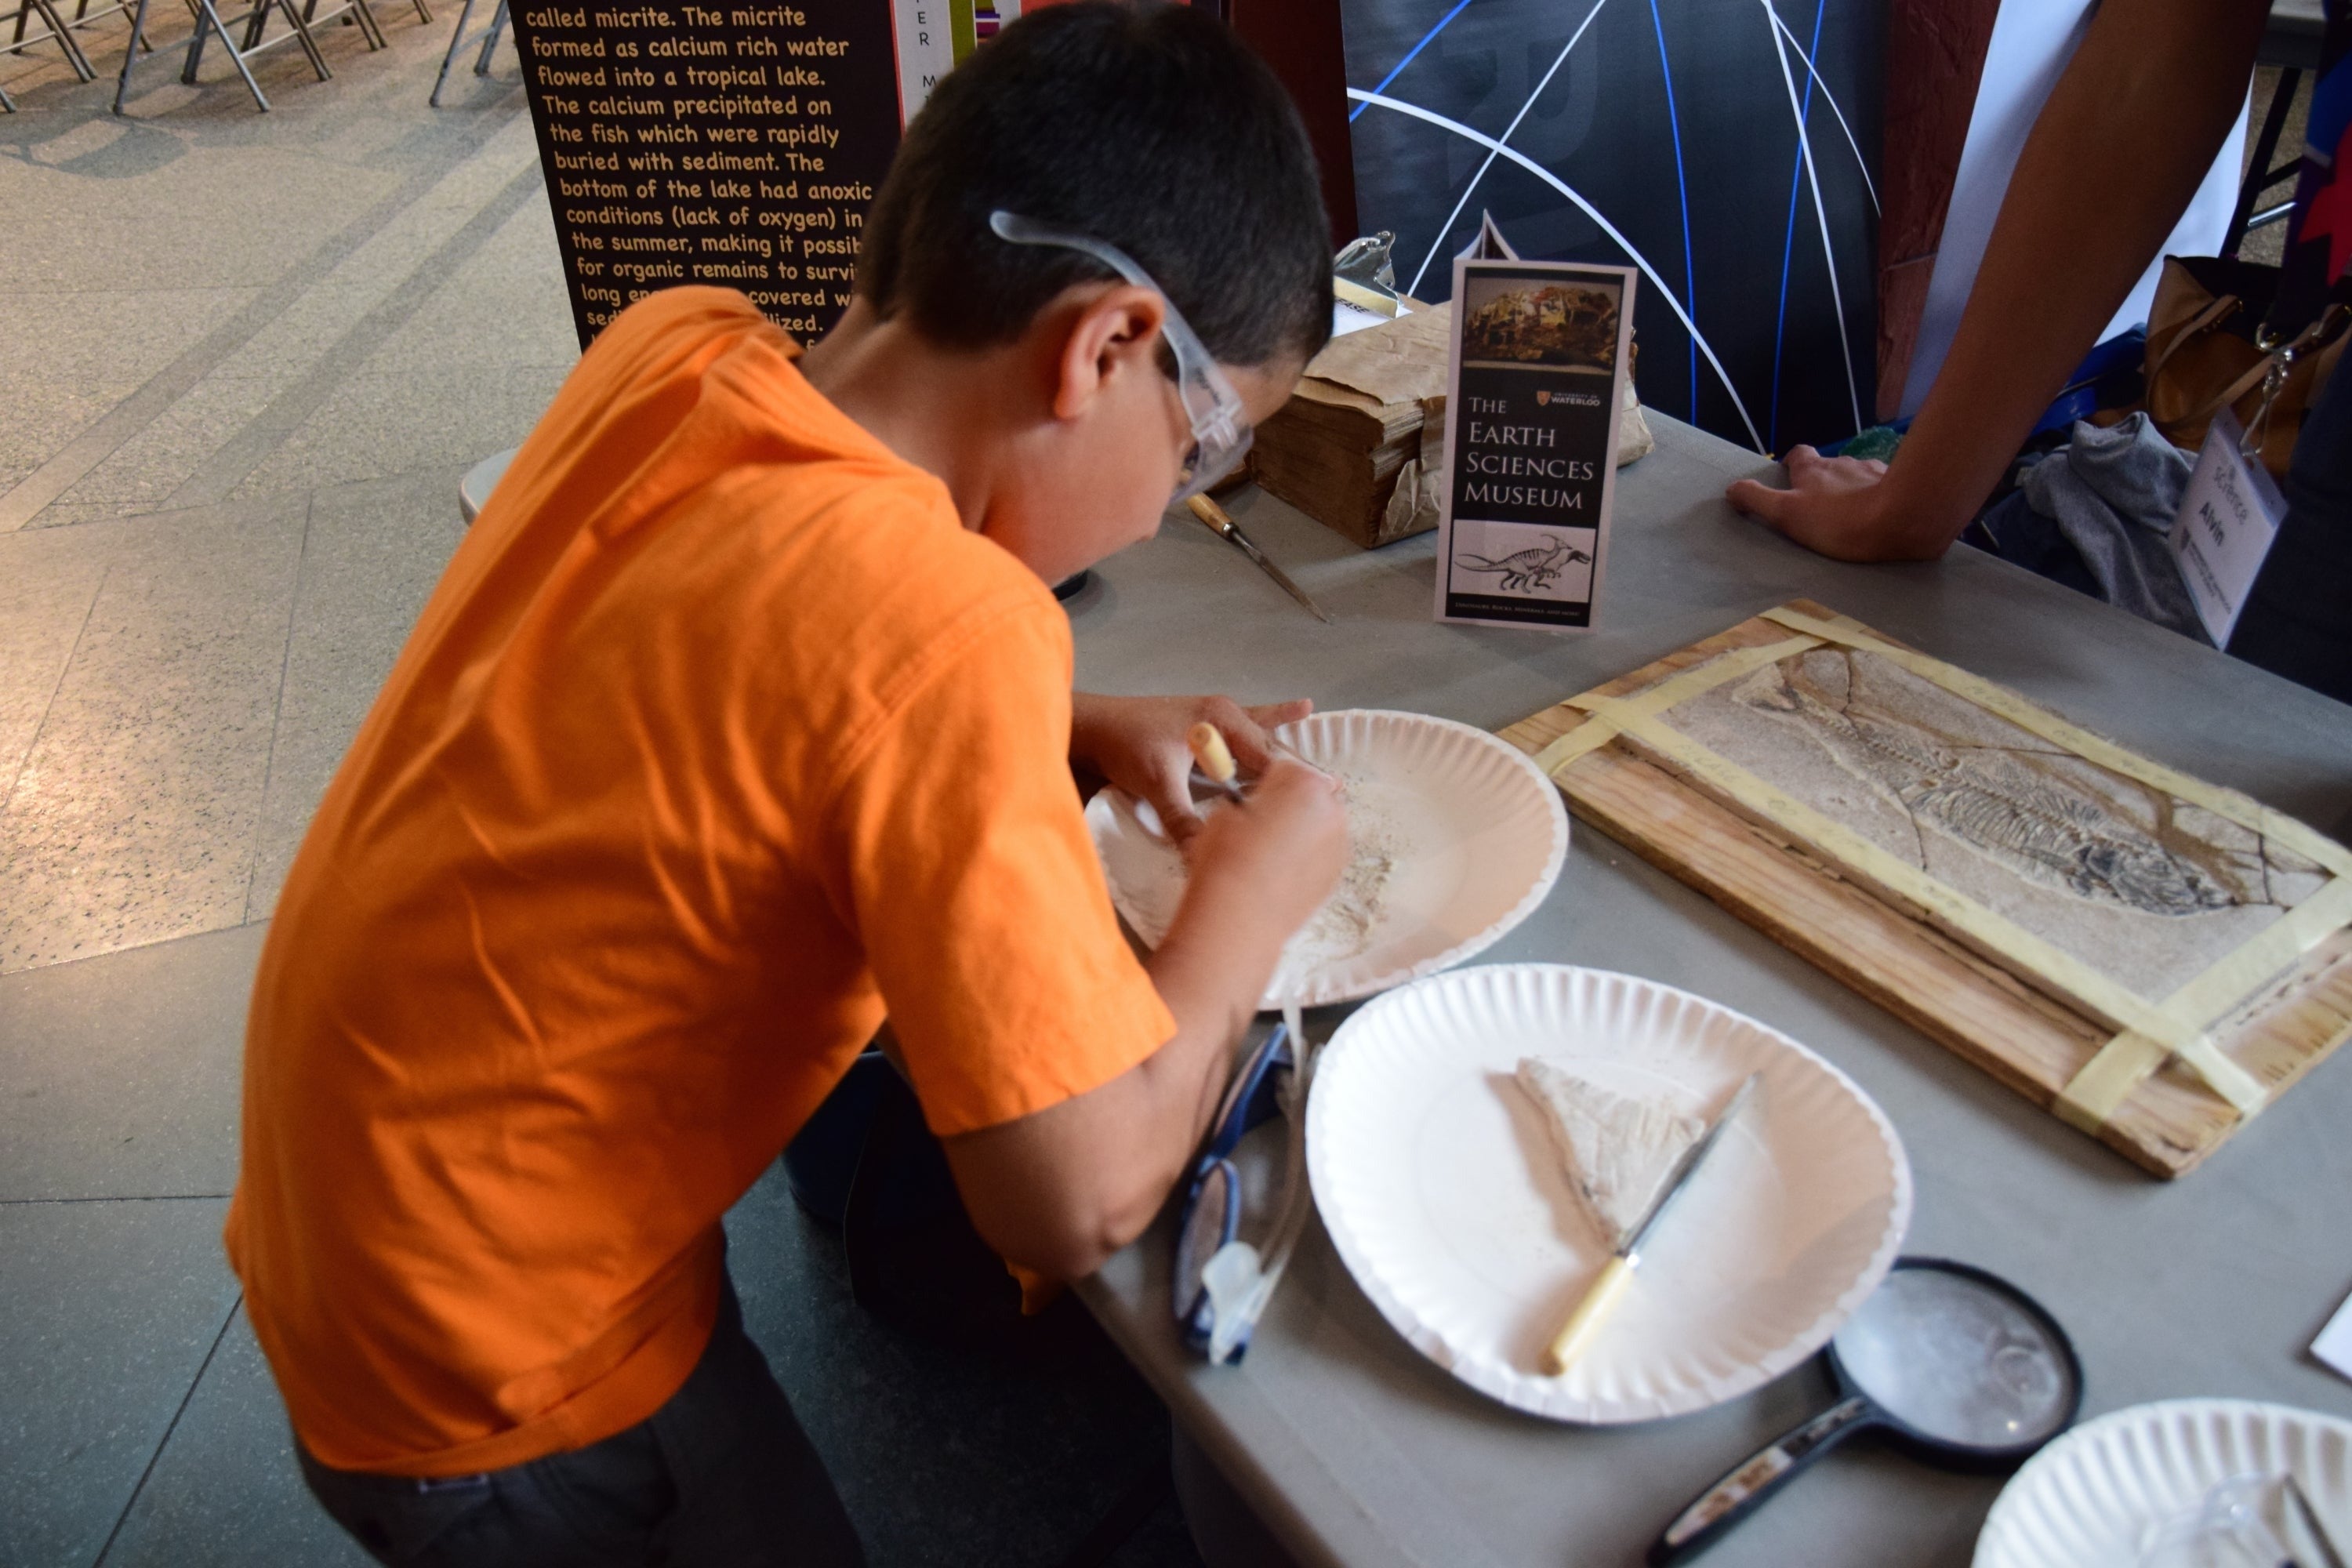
left=1181, top=757, right=1350, bottom=938
left=1069, top=692, right=1314, bottom=846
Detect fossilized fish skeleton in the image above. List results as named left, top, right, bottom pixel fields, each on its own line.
left=1732, top=660, right=2237, bottom=916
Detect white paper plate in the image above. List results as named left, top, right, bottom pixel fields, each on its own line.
left=1975, top=1399, right=2352, bottom=1567
left=1306, top=964, right=1913, bottom=1424
left=1085, top=710, right=1568, bottom=1009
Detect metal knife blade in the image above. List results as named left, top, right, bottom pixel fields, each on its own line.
left=1621, top=1073, right=1761, bottom=1262
left=2287, top=1473, right=2347, bottom=1568
left=1185, top=495, right=1335, bottom=624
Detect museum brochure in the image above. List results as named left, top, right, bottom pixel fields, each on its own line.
left=1433, top=256, right=1636, bottom=631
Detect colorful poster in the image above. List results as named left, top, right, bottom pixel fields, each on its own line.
left=891, top=0, right=1019, bottom=122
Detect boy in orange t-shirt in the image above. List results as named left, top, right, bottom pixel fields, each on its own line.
left=228, top=5, right=1347, bottom=1563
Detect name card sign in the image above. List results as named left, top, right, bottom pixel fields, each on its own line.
left=2168, top=407, right=2286, bottom=648
left=1433, top=259, right=1637, bottom=630
left=512, top=0, right=902, bottom=347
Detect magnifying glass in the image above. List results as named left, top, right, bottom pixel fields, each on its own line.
left=1650, top=1258, right=2083, bottom=1565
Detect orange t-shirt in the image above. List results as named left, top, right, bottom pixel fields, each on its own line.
left=226, top=287, right=1174, bottom=1477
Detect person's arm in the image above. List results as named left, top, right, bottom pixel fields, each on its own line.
left=833, top=630, right=1350, bottom=1285
left=942, top=759, right=1345, bottom=1280
left=1728, top=0, right=2269, bottom=561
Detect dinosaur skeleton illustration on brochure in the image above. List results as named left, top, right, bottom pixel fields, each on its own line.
left=1450, top=535, right=1592, bottom=593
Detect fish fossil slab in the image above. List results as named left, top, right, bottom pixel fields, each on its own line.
left=1729, top=655, right=2237, bottom=917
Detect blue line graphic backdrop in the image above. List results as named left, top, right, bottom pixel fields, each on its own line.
left=1338, top=0, right=1882, bottom=454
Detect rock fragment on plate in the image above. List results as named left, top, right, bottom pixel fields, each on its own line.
left=1514, top=1058, right=1704, bottom=1249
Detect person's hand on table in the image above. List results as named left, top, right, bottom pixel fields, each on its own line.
left=1726, top=446, right=1962, bottom=564
left=1069, top=692, right=1313, bottom=848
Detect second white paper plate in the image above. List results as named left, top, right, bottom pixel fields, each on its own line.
left=1307, top=964, right=1912, bottom=1424
left=1975, top=1399, right=2352, bottom=1567
left=1086, top=709, right=1567, bottom=1010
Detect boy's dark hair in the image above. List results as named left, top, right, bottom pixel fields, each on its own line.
left=858, top=1, right=1332, bottom=371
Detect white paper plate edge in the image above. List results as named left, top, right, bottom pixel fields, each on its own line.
left=1973, top=1397, right=2352, bottom=1568
left=1307, top=962, right=1915, bottom=1425
left=1088, top=709, right=1571, bottom=1010
left=1265, top=711, right=1569, bottom=1009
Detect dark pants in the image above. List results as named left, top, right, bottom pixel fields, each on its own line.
left=299, top=1279, right=865, bottom=1567
left=2231, top=353, right=2352, bottom=705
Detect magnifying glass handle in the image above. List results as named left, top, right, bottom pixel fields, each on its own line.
left=1648, top=1394, right=1877, bottom=1566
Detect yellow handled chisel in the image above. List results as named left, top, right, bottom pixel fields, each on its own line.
left=1542, top=1073, right=1762, bottom=1376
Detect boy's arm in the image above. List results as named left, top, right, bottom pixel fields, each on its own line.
left=941, top=760, right=1345, bottom=1281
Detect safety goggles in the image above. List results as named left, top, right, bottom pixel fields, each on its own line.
left=988, top=209, right=1254, bottom=503
left=1172, top=1009, right=1319, bottom=1364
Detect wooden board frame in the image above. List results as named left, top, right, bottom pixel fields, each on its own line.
left=1497, top=601, right=2352, bottom=1178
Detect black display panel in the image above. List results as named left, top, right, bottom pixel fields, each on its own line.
left=512, top=0, right=902, bottom=346
left=1338, top=0, right=1882, bottom=456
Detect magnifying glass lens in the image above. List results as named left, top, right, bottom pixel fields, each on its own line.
left=1832, top=1269, right=2077, bottom=1450
left=1652, top=1261, right=2082, bottom=1566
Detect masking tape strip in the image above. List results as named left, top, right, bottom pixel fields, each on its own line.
left=1759, top=605, right=2352, bottom=880
left=1573, top=692, right=2269, bottom=1116
left=1529, top=634, right=1822, bottom=779
left=2053, top=874, right=2352, bottom=1131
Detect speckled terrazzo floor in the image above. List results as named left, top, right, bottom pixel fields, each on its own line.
left=0, top=23, right=1203, bottom=1567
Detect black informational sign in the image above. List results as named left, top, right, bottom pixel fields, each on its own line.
left=1433, top=258, right=1635, bottom=630
left=511, top=0, right=902, bottom=347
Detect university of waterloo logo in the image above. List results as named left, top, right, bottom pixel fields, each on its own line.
left=1536, top=390, right=1552, bottom=405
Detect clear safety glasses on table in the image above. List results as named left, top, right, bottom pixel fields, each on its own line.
left=1173, top=1005, right=1317, bottom=1365
left=988, top=209, right=1254, bottom=504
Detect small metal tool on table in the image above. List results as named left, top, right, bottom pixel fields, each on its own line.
left=1544, top=1073, right=1762, bottom=1375
left=1185, top=494, right=1334, bottom=624
left=2289, top=1474, right=2347, bottom=1568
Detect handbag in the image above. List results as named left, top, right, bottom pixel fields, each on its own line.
left=2140, top=254, right=2347, bottom=476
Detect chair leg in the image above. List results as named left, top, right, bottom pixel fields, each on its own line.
left=316, top=0, right=384, bottom=46
left=347, top=0, right=385, bottom=50
left=40, top=0, right=96, bottom=75
left=5, top=0, right=93, bottom=75
left=191, top=0, right=268, bottom=106
left=179, top=0, right=209, bottom=78
left=27, top=0, right=94, bottom=72
left=111, top=0, right=149, bottom=107
left=2225, top=68, right=2303, bottom=259
left=426, top=0, right=467, bottom=101
left=276, top=0, right=332, bottom=78
left=246, top=0, right=329, bottom=78
left=472, top=0, right=500, bottom=72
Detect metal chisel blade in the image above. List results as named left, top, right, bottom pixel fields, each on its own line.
left=1185, top=495, right=1335, bottom=623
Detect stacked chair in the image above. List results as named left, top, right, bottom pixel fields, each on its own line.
left=2, top=0, right=97, bottom=109
left=0, top=0, right=482, bottom=114
left=113, top=0, right=416, bottom=111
